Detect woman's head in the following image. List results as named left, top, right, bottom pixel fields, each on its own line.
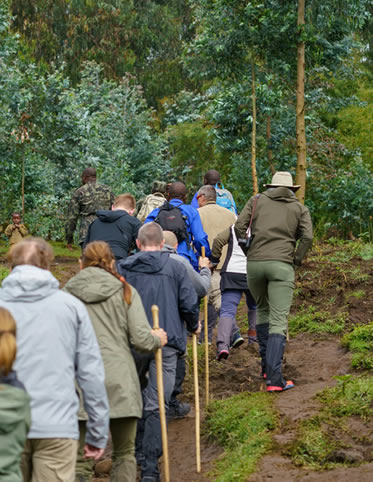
left=0, top=307, right=17, bottom=376
left=8, top=237, right=54, bottom=270
left=81, top=241, right=132, bottom=305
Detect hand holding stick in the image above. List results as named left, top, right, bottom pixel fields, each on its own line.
left=151, top=305, right=170, bottom=482
left=201, top=247, right=209, bottom=405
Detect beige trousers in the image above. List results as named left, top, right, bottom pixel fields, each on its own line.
left=22, top=438, right=78, bottom=482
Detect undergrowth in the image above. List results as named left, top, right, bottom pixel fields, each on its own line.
left=205, top=392, right=277, bottom=481
left=289, top=306, right=347, bottom=336
left=341, top=323, right=373, bottom=370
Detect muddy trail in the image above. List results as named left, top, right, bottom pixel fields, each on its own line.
left=2, top=243, right=371, bottom=481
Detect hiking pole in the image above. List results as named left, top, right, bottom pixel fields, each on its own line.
left=151, top=305, right=170, bottom=482
left=201, top=247, right=209, bottom=405
left=192, top=333, right=201, bottom=472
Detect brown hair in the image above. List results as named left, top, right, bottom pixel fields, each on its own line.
left=81, top=241, right=132, bottom=305
left=0, top=307, right=17, bottom=376
left=113, top=193, right=136, bottom=210
left=138, top=222, right=164, bottom=247
left=8, top=237, right=54, bottom=270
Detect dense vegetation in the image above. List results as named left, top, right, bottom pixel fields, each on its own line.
left=0, top=0, right=372, bottom=242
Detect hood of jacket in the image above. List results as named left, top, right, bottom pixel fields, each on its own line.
left=63, top=266, right=122, bottom=303
left=0, top=265, right=59, bottom=303
left=263, top=186, right=298, bottom=203
left=162, top=245, right=177, bottom=254
left=119, top=250, right=170, bottom=275
left=96, top=209, right=127, bottom=223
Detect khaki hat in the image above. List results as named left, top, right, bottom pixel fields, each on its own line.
left=264, top=171, right=300, bottom=191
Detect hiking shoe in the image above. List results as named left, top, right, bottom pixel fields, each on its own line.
left=216, top=349, right=229, bottom=361
left=231, top=333, right=244, bottom=349
left=167, top=401, right=190, bottom=420
left=267, top=380, right=294, bottom=392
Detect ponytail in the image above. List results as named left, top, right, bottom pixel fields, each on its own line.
left=81, top=241, right=132, bottom=305
left=0, top=307, right=17, bottom=376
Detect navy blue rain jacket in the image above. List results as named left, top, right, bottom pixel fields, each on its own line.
left=118, top=251, right=199, bottom=353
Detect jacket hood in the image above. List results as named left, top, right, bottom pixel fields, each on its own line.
left=96, top=209, right=127, bottom=223
left=0, top=384, right=29, bottom=433
left=64, top=266, right=122, bottom=303
left=119, top=250, right=169, bottom=274
left=162, top=245, right=177, bottom=254
left=0, top=265, right=59, bottom=302
left=264, top=186, right=298, bottom=203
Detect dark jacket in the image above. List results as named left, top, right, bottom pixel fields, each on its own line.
left=85, top=209, right=141, bottom=260
left=235, top=187, right=313, bottom=265
left=118, top=251, right=199, bottom=353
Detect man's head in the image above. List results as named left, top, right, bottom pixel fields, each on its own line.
left=12, top=213, right=21, bottom=225
left=167, top=182, right=187, bottom=202
left=136, top=222, right=164, bottom=251
left=197, top=185, right=216, bottom=207
left=8, top=237, right=54, bottom=270
left=204, top=170, right=220, bottom=186
left=163, top=231, right=178, bottom=249
left=81, top=167, right=97, bottom=185
left=152, top=181, right=167, bottom=195
left=112, top=194, right=136, bottom=215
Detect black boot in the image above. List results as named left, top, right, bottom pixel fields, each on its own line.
left=141, top=411, right=162, bottom=480
left=256, top=323, right=269, bottom=377
left=266, top=334, right=287, bottom=389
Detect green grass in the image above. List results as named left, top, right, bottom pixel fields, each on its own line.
left=205, top=392, right=277, bottom=481
left=50, top=241, right=81, bottom=258
left=341, top=323, right=373, bottom=370
left=0, top=267, right=9, bottom=283
left=289, top=306, right=347, bottom=336
left=349, top=289, right=365, bottom=299
left=290, top=375, right=373, bottom=468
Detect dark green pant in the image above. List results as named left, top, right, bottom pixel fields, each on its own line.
left=246, top=260, right=294, bottom=336
left=76, top=417, right=137, bottom=482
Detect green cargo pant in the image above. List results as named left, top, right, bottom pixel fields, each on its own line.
left=246, top=260, right=295, bottom=336
left=76, top=417, right=137, bottom=482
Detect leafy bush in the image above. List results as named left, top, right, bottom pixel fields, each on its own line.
left=341, top=323, right=373, bottom=369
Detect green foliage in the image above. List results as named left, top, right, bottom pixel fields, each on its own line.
left=341, top=323, right=373, bottom=370
left=289, top=306, right=347, bottom=336
left=0, top=267, right=9, bottom=284
left=205, top=392, right=277, bottom=481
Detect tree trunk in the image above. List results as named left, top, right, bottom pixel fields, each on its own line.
left=266, top=115, right=275, bottom=175
left=295, top=0, right=306, bottom=204
left=251, top=61, right=258, bottom=195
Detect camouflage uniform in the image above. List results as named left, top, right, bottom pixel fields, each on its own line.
left=65, top=182, right=115, bottom=245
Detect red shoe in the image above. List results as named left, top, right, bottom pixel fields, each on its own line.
left=216, top=349, right=229, bottom=361
left=266, top=380, right=294, bottom=392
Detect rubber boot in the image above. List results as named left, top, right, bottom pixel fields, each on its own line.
left=256, top=323, right=269, bottom=377
left=247, top=309, right=257, bottom=344
left=141, top=411, right=162, bottom=480
left=265, top=334, right=286, bottom=389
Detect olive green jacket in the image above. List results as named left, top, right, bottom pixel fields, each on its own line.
left=0, top=384, right=30, bottom=481
left=64, top=267, right=161, bottom=419
left=235, top=187, right=313, bottom=265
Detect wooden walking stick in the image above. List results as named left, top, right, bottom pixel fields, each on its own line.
left=151, top=305, right=170, bottom=482
left=201, top=247, right=209, bottom=405
left=192, top=333, right=201, bottom=472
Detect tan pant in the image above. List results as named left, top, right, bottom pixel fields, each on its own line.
left=208, top=269, right=221, bottom=312
left=22, top=438, right=78, bottom=482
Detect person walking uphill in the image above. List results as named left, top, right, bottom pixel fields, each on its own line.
left=65, top=167, right=115, bottom=249
left=235, top=172, right=313, bottom=392
left=118, top=223, right=200, bottom=482
left=64, top=241, right=167, bottom=482
left=0, top=238, right=109, bottom=482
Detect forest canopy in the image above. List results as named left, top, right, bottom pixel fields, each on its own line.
left=0, top=0, right=372, bottom=241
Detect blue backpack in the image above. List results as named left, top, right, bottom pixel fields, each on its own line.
left=215, top=184, right=237, bottom=214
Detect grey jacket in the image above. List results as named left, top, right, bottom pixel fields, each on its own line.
left=0, top=265, right=109, bottom=448
left=162, top=244, right=211, bottom=297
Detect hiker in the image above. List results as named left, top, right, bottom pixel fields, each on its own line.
left=235, top=172, right=313, bottom=392
left=211, top=225, right=257, bottom=361
left=65, top=167, right=115, bottom=249
left=0, top=307, right=30, bottom=482
left=162, top=230, right=211, bottom=420
left=84, top=193, right=142, bottom=262
left=190, top=169, right=237, bottom=213
left=118, top=223, right=200, bottom=482
left=0, top=238, right=109, bottom=481
left=5, top=212, right=29, bottom=246
left=137, top=181, right=168, bottom=222
left=197, top=185, right=237, bottom=344
left=145, top=181, right=210, bottom=271
left=64, top=241, right=167, bottom=482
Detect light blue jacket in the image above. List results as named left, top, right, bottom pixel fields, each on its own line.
left=0, top=265, right=109, bottom=448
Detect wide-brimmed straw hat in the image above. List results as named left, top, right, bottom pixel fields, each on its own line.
left=264, top=171, right=300, bottom=191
